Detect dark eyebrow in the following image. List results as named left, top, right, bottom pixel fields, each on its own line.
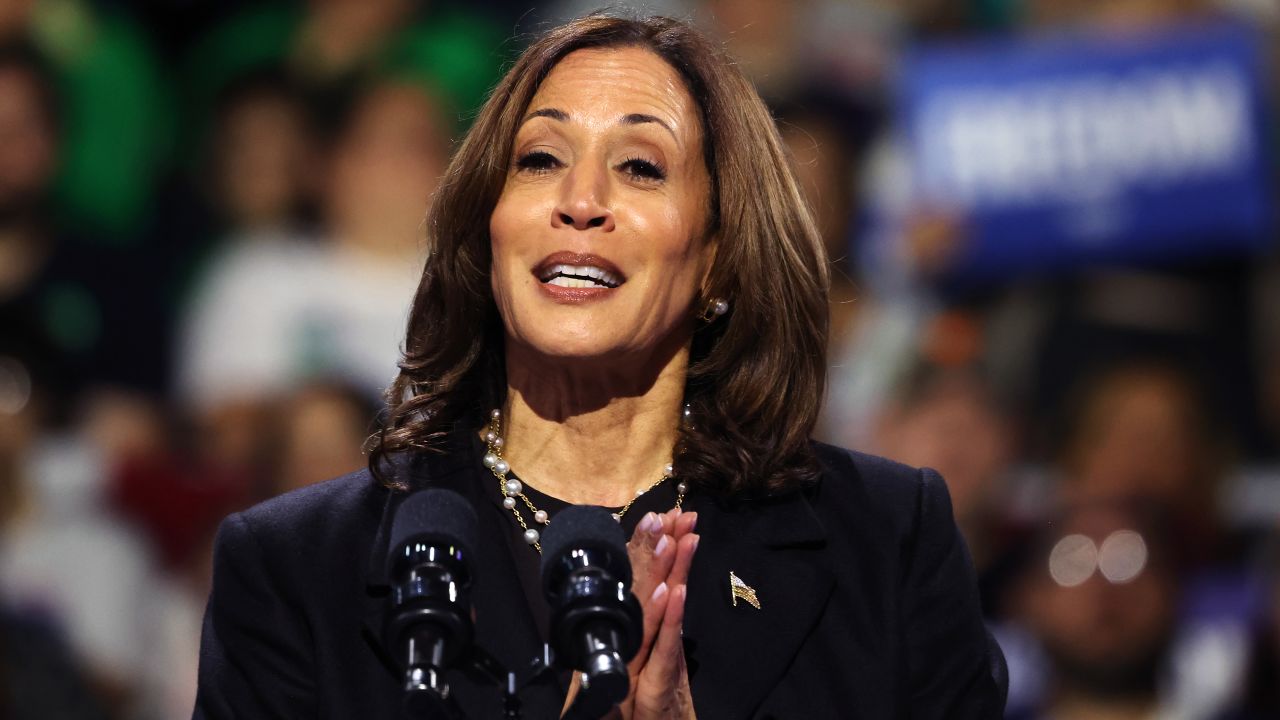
left=519, top=108, right=678, bottom=143
left=621, top=113, right=677, bottom=142
left=521, top=107, right=569, bottom=124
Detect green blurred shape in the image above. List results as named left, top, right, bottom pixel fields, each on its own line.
left=180, top=3, right=505, bottom=154
left=42, top=281, right=101, bottom=354
left=32, top=0, right=172, bottom=244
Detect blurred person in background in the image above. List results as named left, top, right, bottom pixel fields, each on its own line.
left=0, top=335, right=162, bottom=718
left=156, top=66, right=324, bottom=479
left=1010, top=501, right=1183, bottom=720
left=1056, top=361, right=1230, bottom=564
left=0, top=41, right=118, bottom=413
left=1061, top=357, right=1259, bottom=540
left=0, top=36, right=171, bottom=462
left=267, top=380, right=375, bottom=497
left=0, top=0, right=169, bottom=243
left=177, top=77, right=449, bottom=472
left=150, top=65, right=321, bottom=383
left=0, top=337, right=117, bottom=720
left=871, top=356, right=1016, bottom=608
left=1000, top=359, right=1260, bottom=718
left=109, top=355, right=380, bottom=719
left=142, top=77, right=449, bottom=630
left=202, top=67, right=320, bottom=244
left=0, top=36, right=171, bottom=423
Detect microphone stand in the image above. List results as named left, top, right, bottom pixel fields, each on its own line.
left=411, top=643, right=622, bottom=720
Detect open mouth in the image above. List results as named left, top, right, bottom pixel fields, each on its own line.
left=533, top=253, right=626, bottom=289
left=539, top=264, right=623, bottom=288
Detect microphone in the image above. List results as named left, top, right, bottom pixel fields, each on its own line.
left=385, top=489, right=478, bottom=718
left=540, top=506, right=643, bottom=711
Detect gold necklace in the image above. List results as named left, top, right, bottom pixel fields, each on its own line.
left=481, top=408, right=688, bottom=553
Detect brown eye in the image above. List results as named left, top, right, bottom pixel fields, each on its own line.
left=618, top=157, right=666, bottom=182
left=515, top=151, right=561, bottom=173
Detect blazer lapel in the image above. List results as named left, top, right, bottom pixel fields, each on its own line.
left=683, top=488, right=834, bottom=719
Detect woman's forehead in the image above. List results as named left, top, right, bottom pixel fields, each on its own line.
left=524, top=47, right=701, bottom=149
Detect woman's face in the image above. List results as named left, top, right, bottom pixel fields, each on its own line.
left=489, top=47, right=713, bottom=367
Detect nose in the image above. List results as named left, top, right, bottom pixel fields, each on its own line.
left=551, top=165, right=615, bottom=232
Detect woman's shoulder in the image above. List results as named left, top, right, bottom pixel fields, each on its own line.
left=810, top=440, right=922, bottom=487
left=808, top=439, right=936, bottom=500
left=805, top=440, right=1007, bottom=713
left=806, top=440, right=957, bottom=542
left=219, top=468, right=390, bottom=565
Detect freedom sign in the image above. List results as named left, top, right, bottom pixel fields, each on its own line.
left=896, top=21, right=1272, bottom=282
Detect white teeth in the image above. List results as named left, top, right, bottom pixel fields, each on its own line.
left=547, top=276, right=599, bottom=288
left=541, top=263, right=622, bottom=288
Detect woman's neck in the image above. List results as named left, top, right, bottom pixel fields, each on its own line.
left=497, top=342, right=688, bottom=507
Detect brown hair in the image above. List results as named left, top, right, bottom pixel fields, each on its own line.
left=369, top=14, right=830, bottom=498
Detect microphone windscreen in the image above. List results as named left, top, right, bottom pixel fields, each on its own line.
left=386, top=489, right=479, bottom=577
left=539, top=505, right=631, bottom=589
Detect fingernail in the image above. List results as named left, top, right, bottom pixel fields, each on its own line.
left=654, top=535, right=670, bottom=557
left=687, top=512, right=698, bottom=531
left=651, top=581, right=669, bottom=602
left=641, top=512, right=659, bottom=534
left=690, top=535, right=700, bottom=553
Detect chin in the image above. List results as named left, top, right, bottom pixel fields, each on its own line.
left=502, top=298, right=682, bottom=368
left=519, top=330, right=630, bottom=363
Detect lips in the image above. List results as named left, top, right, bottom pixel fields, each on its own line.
left=532, top=252, right=626, bottom=289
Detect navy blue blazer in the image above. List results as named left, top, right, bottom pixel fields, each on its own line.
left=193, top=439, right=1007, bottom=719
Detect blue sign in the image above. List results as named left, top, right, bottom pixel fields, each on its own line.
left=892, top=21, right=1272, bottom=282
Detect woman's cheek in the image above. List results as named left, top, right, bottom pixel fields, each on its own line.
left=488, top=251, right=521, bottom=327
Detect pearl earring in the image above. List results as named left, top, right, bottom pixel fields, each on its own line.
left=698, top=297, right=730, bottom=322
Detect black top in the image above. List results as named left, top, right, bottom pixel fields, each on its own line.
left=193, top=432, right=1007, bottom=719
left=473, top=429, right=683, bottom=649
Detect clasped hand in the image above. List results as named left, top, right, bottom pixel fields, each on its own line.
left=562, top=508, right=699, bottom=719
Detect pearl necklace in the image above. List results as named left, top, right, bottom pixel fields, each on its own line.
left=481, top=408, right=688, bottom=553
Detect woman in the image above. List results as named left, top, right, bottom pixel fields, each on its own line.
left=194, top=14, right=1006, bottom=720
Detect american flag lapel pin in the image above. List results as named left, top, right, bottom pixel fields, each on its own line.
left=729, top=570, right=761, bottom=609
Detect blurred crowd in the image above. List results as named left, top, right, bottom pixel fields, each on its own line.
left=0, top=0, right=1277, bottom=718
